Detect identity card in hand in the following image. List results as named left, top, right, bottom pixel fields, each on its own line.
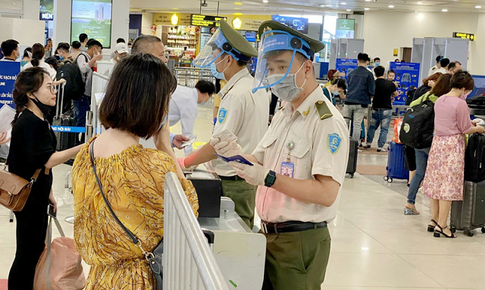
left=213, top=129, right=237, bottom=143
left=215, top=154, right=254, bottom=166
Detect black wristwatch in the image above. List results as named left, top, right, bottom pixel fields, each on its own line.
left=264, top=170, right=277, bottom=187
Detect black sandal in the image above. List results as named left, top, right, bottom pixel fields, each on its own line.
left=427, top=219, right=438, bottom=232
left=433, top=225, right=457, bottom=238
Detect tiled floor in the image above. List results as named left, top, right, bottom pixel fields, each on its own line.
left=1, top=105, right=485, bottom=289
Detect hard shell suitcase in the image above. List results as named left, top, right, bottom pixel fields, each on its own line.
left=345, top=117, right=358, bottom=178
left=464, top=133, right=485, bottom=182
left=384, top=141, right=409, bottom=182
left=450, top=181, right=485, bottom=237
left=52, top=84, right=77, bottom=164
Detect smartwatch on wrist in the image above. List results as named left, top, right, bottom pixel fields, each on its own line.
left=264, top=170, right=277, bottom=187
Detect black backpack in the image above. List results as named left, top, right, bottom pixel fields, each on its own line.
left=56, top=54, right=87, bottom=101
left=464, top=133, right=485, bottom=182
left=399, top=94, right=435, bottom=149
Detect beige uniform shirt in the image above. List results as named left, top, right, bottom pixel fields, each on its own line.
left=211, top=68, right=270, bottom=177
left=253, top=86, right=349, bottom=223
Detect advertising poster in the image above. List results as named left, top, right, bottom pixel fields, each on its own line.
left=271, top=16, right=309, bottom=34
left=0, top=61, right=20, bottom=109
left=336, top=18, right=355, bottom=39
left=335, top=58, right=358, bottom=80
left=389, top=62, right=420, bottom=105
left=71, top=0, right=112, bottom=48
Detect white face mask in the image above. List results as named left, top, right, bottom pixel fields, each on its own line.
left=214, top=56, right=229, bottom=80
left=461, top=90, right=471, bottom=100
left=266, top=62, right=307, bottom=102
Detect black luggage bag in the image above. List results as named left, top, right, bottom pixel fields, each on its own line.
left=52, top=83, right=77, bottom=164
left=464, top=133, right=485, bottom=183
left=345, top=117, right=358, bottom=178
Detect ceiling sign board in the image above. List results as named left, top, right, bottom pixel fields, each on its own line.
left=271, top=15, right=309, bottom=34
left=453, top=32, right=475, bottom=41
left=191, top=14, right=227, bottom=27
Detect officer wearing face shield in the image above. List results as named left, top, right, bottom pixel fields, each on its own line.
left=211, top=21, right=349, bottom=289
left=179, top=20, right=270, bottom=229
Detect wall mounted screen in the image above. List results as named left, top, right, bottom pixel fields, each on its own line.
left=71, top=0, right=112, bottom=48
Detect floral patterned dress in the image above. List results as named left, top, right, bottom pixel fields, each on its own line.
left=72, top=137, right=198, bottom=289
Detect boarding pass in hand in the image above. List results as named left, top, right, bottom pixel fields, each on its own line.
left=213, top=129, right=238, bottom=143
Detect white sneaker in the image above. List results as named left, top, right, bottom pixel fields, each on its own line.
left=377, top=147, right=387, bottom=152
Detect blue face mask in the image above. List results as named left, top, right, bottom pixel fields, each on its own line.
left=375, top=62, right=380, bottom=66
left=157, top=114, right=169, bottom=132
left=210, top=62, right=225, bottom=80
left=59, top=56, right=64, bottom=60
left=332, top=91, right=340, bottom=96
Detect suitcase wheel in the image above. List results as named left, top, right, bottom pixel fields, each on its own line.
left=349, top=173, right=354, bottom=178
left=387, top=177, right=393, bottom=183
left=450, top=226, right=456, bottom=233
left=481, top=227, right=485, bottom=234
left=464, top=229, right=474, bottom=237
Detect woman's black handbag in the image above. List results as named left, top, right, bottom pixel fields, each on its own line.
left=89, top=141, right=163, bottom=289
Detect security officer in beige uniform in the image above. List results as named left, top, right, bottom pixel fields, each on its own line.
left=179, top=20, right=270, bottom=229
left=212, top=21, right=349, bottom=289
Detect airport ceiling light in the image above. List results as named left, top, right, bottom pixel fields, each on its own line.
left=171, top=14, right=179, bottom=25
left=233, top=17, right=242, bottom=29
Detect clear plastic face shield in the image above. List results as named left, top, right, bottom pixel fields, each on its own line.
left=252, top=30, right=312, bottom=93
left=193, top=28, right=250, bottom=69
left=193, top=29, right=226, bottom=68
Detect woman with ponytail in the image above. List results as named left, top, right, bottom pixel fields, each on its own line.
left=22, top=43, right=56, bottom=80
left=7, top=67, right=83, bottom=290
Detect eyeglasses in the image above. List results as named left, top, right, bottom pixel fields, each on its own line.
left=47, top=85, right=57, bottom=94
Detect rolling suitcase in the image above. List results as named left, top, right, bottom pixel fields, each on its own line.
left=345, top=117, right=358, bottom=178
left=450, top=181, right=485, bottom=237
left=464, top=133, right=485, bottom=182
left=53, top=84, right=77, bottom=164
left=384, top=141, right=409, bottom=182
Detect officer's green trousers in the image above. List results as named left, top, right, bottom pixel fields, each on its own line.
left=221, top=179, right=256, bottom=229
left=262, top=227, right=331, bottom=290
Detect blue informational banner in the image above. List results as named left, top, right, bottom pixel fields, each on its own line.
left=389, top=62, right=420, bottom=105
left=335, top=58, right=358, bottom=80
left=0, top=61, right=21, bottom=109
left=271, top=15, right=309, bottom=34
left=51, top=126, right=86, bottom=133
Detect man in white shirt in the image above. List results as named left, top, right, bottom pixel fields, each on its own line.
left=180, top=21, right=270, bottom=229
left=428, top=55, right=443, bottom=77
left=79, top=33, right=88, bottom=52
left=169, top=80, right=215, bottom=155
left=0, top=39, right=19, bottom=61
left=75, top=39, right=103, bottom=129
left=110, top=42, right=129, bottom=64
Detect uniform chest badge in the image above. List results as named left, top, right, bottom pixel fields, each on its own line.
left=218, top=108, right=228, bottom=124
left=327, top=133, right=342, bottom=154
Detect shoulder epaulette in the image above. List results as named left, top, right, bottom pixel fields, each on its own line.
left=315, top=100, right=333, bottom=120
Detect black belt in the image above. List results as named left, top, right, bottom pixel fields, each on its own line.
left=219, top=175, right=245, bottom=181
left=261, top=220, right=327, bottom=234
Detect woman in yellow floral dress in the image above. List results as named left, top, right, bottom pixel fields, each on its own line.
left=72, top=54, right=198, bottom=289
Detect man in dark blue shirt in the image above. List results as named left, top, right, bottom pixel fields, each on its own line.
left=342, top=53, right=375, bottom=142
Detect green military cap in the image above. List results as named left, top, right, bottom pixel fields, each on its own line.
left=219, top=20, right=258, bottom=58
left=258, top=20, right=325, bottom=54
